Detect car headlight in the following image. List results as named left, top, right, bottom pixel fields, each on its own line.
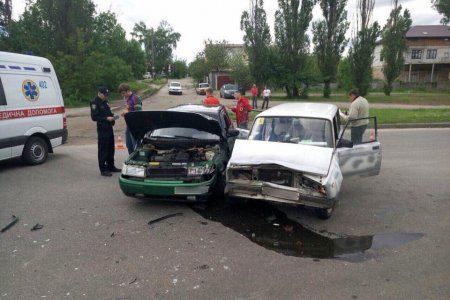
left=187, top=165, right=214, bottom=176
left=122, top=164, right=146, bottom=178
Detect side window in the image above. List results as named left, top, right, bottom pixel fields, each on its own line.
left=0, top=77, right=6, bottom=105
left=341, top=117, right=378, bottom=145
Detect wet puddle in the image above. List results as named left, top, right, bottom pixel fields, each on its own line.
left=192, top=200, right=423, bottom=260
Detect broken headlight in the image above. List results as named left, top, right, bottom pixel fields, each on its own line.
left=122, top=164, right=146, bottom=178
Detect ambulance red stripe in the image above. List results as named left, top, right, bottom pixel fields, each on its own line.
left=0, top=106, right=65, bottom=121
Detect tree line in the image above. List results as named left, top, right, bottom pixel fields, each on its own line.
left=191, top=0, right=447, bottom=98
left=1, top=0, right=448, bottom=102
left=0, top=0, right=185, bottom=104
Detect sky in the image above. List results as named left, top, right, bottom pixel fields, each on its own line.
left=12, top=0, right=444, bottom=63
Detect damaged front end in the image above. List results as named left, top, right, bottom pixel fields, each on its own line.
left=120, top=141, right=222, bottom=200
left=226, top=163, right=341, bottom=209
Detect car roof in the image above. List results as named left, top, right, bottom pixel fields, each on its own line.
left=169, top=81, right=181, bottom=84
left=169, top=104, right=223, bottom=115
left=256, top=103, right=338, bottom=121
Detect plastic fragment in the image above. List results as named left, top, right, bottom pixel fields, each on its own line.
left=1, top=215, right=18, bottom=233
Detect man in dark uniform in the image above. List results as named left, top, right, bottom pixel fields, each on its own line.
left=90, top=87, right=121, bottom=176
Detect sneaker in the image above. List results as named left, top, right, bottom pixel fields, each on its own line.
left=101, top=171, right=112, bottom=177
left=108, top=166, right=122, bottom=172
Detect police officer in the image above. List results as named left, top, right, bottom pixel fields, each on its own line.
left=90, top=86, right=121, bottom=176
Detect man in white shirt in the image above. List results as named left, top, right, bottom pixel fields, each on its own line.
left=339, top=89, right=369, bottom=145
left=262, top=86, right=271, bottom=110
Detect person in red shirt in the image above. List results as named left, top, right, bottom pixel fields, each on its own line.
left=202, top=87, right=220, bottom=106
left=250, top=84, right=258, bottom=109
left=229, top=90, right=252, bottom=129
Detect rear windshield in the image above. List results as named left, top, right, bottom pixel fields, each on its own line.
left=170, top=82, right=181, bottom=87
left=224, top=84, right=237, bottom=90
left=199, top=83, right=209, bottom=88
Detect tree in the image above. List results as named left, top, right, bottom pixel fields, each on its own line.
left=274, top=0, right=315, bottom=98
left=240, top=0, right=271, bottom=93
left=228, top=51, right=251, bottom=89
left=381, top=0, right=411, bottom=95
left=432, top=0, right=450, bottom=24
left=204, top=39, right=230, bottom=73
left=188, top=54, right=209, bottom=84
left=312, top=0, right=349, bottom=97
left=170, top=59, right=188, bottom=79
left=132, top=20, right=181, bottom=75
left=347, top=0, right=380, bottom=96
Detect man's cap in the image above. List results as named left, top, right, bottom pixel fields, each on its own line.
left=98, top=86, right=109, bottom=95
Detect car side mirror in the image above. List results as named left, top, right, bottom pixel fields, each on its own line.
left=337, top=138, right=353, bottom=148
left=227, top=128, right=240, bottom=138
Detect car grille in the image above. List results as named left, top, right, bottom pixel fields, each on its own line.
left=258, top=169, right=293, bottom=187
left=147, top=167, right=186, bottom=178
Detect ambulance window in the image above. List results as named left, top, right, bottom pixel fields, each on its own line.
left=0, top=78, right=6, bottom=105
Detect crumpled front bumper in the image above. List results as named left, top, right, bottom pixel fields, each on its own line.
left=226, top=179, right=335, bottom=209
left=119, top=175, right=215, bottom=200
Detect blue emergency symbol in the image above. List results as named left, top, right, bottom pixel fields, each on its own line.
left=22, top=80, right=40, bottom=102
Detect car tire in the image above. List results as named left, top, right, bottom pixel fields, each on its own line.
left=179, top=92, right=182, bottom=95
left=122, top=191, right=135, bottom=197
left=22, top=136, right=48, bottom=165
left=315, top=202, right=336, bottom=220
left=225, top=195, right=240, bottom=206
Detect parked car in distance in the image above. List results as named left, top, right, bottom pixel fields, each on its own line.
left=219, top=83, right=239, bottom=99
left=168, top=81, right=182, bottom=95
left=143, top=72, right=152, bottom=79
left=119, top=104, right=242, bottom=202
left=196, top=83, right=210, bottom=95
left=225, top=102, right=382, bottom=219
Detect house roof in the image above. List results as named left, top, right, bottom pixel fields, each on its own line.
left=406, top=25, right=450, bottom=38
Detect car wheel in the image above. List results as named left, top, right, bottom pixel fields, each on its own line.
left=179, top=92, right=182, bottom=95
left=315, top=202, right=336, bottom=220
left=212, top=173, right=226, bottom=200
left=22, top=136, right=48, bottom=165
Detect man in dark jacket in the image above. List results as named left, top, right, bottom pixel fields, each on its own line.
left=90, top=87, right=121, bottom=176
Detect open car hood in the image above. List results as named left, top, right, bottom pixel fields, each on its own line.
left=228, top=140, right=334, bottom=176
left=124, top=111, right=223, bottom=141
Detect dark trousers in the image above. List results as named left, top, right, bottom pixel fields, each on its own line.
left=98, top=127, right=115, bottom=172
left=262, top=97, right=269, bottom=109
left=351, top=125, right=367, bottom=145
left=252, top=96, right=257, bottom=109
left=125, top=126, right=136, bottom=155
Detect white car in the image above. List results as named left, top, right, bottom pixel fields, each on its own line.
left=168, top=81, right=182, bottom=95
left=225, top=103, right=382, bottom=219
left=143, top=72, right=151, bottom=79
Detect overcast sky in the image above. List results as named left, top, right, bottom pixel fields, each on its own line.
left=13, top=0, right=444, bottom=63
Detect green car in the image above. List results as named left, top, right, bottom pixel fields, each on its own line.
left=119, top=104, right=241, bottom=202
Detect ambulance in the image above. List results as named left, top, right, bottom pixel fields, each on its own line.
left=0, top=51, right=68, bottom=165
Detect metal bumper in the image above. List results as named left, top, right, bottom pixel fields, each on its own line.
left=226, top=180, right=334, bottom=209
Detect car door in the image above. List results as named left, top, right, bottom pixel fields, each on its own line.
left=336, top=116, right=382, bottom=177
left=0, top=76, right=12, bottom=160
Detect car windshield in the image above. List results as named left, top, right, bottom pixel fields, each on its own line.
left=148, top=127, right=220, bottom=141
left=170, top=82, right=181, bottom=87
left=248, top=116, right=333, bottom=147
left=224, top=84, right=237, bottom=90
left=199, top=83, right=209, bottom=88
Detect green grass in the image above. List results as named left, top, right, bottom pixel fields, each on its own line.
left=371, top=108, right=450, bottom=124
left=270, top=92, right=450, bottom=106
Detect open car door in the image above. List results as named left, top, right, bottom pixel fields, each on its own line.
left=336, top=117, right=382, bottom=177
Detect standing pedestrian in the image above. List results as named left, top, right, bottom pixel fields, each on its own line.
left=251, top=84, right=258, bottom=109
left=262, top=86, right=271, bottom=110
left=339, top=88, right=369, bottom=145
left=202, top=87, right=220, bottom=106
left=118, top=83, right=142, bottom=154
left=90, top=87, right=121, bottom=176
left=229, top=90, right=252, bottom=129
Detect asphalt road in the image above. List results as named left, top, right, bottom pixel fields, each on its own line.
left=0, top=81, right=449, bottom=299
